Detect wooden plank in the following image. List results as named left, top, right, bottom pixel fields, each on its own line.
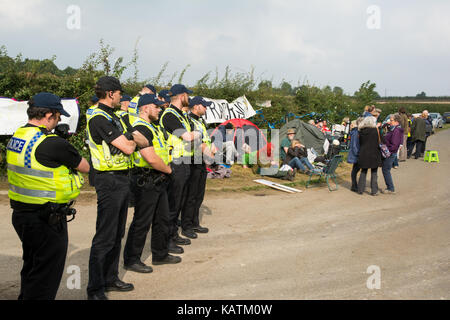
left=253, top=179, right=299, bottom=193
left=270, top=182, right=302, bottom=193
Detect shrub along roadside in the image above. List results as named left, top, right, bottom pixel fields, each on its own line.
left=1, top=43, right=449, bottom=175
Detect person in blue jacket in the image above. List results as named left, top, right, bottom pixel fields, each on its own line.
left=347, top=118, right=362, bottom=192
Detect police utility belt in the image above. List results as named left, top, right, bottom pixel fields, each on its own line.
left=131, top=167, right=169, bottom=187
left=38, top=200, right=77, bottom=232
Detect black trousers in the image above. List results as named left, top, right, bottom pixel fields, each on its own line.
left=407, top=140, right=424, bottom=159
left=421, top=135, right=430, bottom=155
left=167, top=162, right=191, bottom=239
left=351, top=163, right=361, bottom=191
left=12, top=208, right=68, bottom=300
left=124, top=174, right=170, bottom=264
left=182, top=164, right=207, bottom=230
left=358, top=167, right=379, bottom=194
left=87, top=172, right=129, bottom=296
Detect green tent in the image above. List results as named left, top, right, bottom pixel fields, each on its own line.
left=279, top=119, right=326, bottom=154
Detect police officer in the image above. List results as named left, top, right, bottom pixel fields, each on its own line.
left=7, top=92, right=90, bottom=300
left=182, top=96, right=216, bottom=238
left=116, top=94, right=132, bottom=122
left=128, top=84, right=157, bottom=125
left=86, top=95, right=99, bottom=121
left=160, top=84, right=200, bottom=250
left=86, top=76, right=147, bottom=300
left=123, top=94, right=182, bottom=273
left=117, top=94, right=135, bottom=208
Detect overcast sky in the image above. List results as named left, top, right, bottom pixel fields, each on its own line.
left=1, top=0, right=449, bottom=96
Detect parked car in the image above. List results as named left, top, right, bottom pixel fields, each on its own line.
left=429, top=112, right=444, bottom=128
left=443, top=112, right=450, bottom=124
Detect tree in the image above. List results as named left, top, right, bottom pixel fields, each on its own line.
left=354, top=80, right=380, bottom=106
left=258, top=80, right=272, bottom=91
left=416, top=91, right=426, bottom=98
left=279, top=81, right=293, bottom=95
left=333, top=86, right=343, bottom=95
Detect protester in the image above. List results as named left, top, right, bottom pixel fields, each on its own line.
left=357, top=116, right=382, bottom=196
left=321, top=120, right=331, bottom=134
left=280, top=128, right=296, bottom=162
left=381, top=114, right=404, bottom=194
left=407, top=112, right=426, bottom=159
left=422, top=110, right=433, bottom=156
left=347, top=118, right=362, bottom=192
left=283, top=139, right=314, bottom=173
left=362, top=105, right=375, bottom=117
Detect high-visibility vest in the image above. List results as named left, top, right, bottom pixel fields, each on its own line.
left=132, top=118, right=170, bottom=168
left=159, top=107, right=193, bottom=159
left=128, top=95, right=140, bottom=126
left=86, top=105, right=98, bottom=122
left=86, top=108, right=132, bottom=171
left=7, top=126, right=84, bottom=204
left=407, top=119, right=412, bottom=137
left=190, top=116, right=211, bottom=148
left=115, top=109, right=128, bottom=119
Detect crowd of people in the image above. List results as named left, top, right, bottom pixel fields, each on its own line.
left=5, top=75, right=438, bottom=300
left=6, top=77, right=217, bottom=300
left=347, top=105, right=434, bottom=195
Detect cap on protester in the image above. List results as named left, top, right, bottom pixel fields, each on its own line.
left=189, top=96, right=212, bottom=108
left=96, top=76, right=123, bottom=92
left=31, top=92, right=70, bottom=117
left=120, top=94, right=132, bottom=102
left=90, top=96, right=99, bottom=104
left=168, top=84, right=193, bottom=97
left=144, top=84, right=156, bottom=93
left=137, top=94, right=165, bottom=108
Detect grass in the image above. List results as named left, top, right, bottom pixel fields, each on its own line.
left=0, top=154, right=354, bottom=194
left=205, top=156, right=353, bottom=193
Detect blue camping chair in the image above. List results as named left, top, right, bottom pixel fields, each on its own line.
left=306, top=155, right=343, bottom=191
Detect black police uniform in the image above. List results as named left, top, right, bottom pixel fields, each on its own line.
left=86, top=103, right=132, bottom=297
left=160, top=106, right=191, bottom=244
left=181, top=114, right=208, bottom=233
left=123, top=124, right=171, bottom=265
left=10, top=124, right=82, bottom=300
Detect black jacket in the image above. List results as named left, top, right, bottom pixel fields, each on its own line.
left=358, top=127, right=382, bottom=169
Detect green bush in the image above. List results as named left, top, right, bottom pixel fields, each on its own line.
left=1, top=41, right=448, bottom=175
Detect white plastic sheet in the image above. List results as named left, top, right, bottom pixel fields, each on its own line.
left=0, top=98, right=80, bottom=135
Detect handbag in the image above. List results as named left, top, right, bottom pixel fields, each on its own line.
left=377, top=128, right=391, bottom=159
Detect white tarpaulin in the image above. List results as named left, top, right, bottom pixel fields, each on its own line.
left=0, top=98, right=80, bottom=135
left=202, top=95, right=256, bottom=124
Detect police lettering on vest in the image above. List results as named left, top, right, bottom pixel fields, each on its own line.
left=7, top=126, right=84, bottom=204
left=128, top=96, right=140, bottom=126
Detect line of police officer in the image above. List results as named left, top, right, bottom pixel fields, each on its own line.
left=6, top=76, right=214, bottom=300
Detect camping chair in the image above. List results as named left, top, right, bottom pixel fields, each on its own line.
left=306, top=155, right=343, bottom=191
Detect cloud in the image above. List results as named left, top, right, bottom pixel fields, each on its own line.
left=0, top=0, right=46, bottom=29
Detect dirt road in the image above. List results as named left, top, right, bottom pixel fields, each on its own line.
left=0, top=130, right=449, bottom=300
